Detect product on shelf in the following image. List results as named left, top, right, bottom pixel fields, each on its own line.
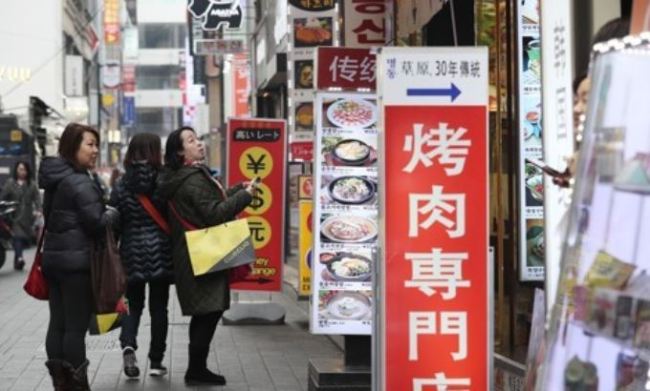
left=585, top=251, right=636, bottom=290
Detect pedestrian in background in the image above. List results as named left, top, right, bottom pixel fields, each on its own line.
left=158, top=126, right=256, bottom=386
left=0, top=161, right=41, bottom=270
left=109, top=133, right=173, bottom=379
left=38, top=123, right=119, bottom=390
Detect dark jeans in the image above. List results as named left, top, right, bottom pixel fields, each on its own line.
left=119, top=279, right=170, bottom=362
left=13, top=237, right=27, bottom=262
left=45, top=271, right=93, bottom=368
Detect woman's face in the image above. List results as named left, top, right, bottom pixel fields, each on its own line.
left=16, top=164, right=27, bottom=180
left=179, top=130, right=205, bottom=163
left=573, top=77, right=591, bottom=131
left=76, top=131, right=99, bottom=170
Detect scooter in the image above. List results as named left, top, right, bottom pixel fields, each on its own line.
left=0, top=201, right=17, bottom=270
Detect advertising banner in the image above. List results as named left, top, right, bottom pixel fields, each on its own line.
left=315, top=47, right=376, bottom=91
left=344, top=0, right=388, bottom=47
left=311, top=92, right=378, bottom=335
left=104, top=0, right=120, bottom=44
left=540, top=0, right=574, bottom=312
left=518, top=0, right=544, bottom=281
left=232, top=54, right=251, bottom=117
left=299, top=200, right=313, bottom=297
left=378, top=47, right=490, bottom=391
left=227, top=118, right=287, bottom=292
left=288, top=0, right=338, bottom=145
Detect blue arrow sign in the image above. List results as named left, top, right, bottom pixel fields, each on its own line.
left=406, top=83, right=462, bottom=102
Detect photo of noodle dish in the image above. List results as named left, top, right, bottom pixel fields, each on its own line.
left=322, top=175, right=376, bottom=205
left=320, top=251, right=372, bottom=282
left=319, top=291, right=372, bottom=321
left=320, top=136, right=377, bottom=167
left=320, top=214, right=377, bottom=243
left=326, top=98, right=377, bottom=129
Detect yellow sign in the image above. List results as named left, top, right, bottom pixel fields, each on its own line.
left=102, top=93, right=114, bottom=107
left=10, top=130, right=22, bottom=142
left=247, top=216, right=272, bottom=250
left=245, top=183, right=272, bottom=215
left=298, top=175, right=313, bottom=200
left=299, top=200, right=313, bottom=296
left=239, top=146, right=273, bottom=179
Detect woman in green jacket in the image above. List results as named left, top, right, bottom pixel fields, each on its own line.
left=0, top=161, right=42, bottom=270
left=159, top=126, right=256, bottom=386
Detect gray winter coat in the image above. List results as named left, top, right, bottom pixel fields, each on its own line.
left=0, top=178, right=41, bottom=240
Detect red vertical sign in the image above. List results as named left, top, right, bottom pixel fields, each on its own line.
left=227, top=118, right=287, bottom=292
left=232, top=54, right=251, bottom=117
left=316, top=47, right=376, bottom=91
left=379, top=47, right=490, bottom=390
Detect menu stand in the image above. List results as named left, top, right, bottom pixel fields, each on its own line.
left=308, top=335, right=371, bottom=391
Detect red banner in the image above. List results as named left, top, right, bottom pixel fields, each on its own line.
left=233, top=54, right=251, bottom=117
left=227, top=118, right=287, bottom=292
left=316, top=47, right=376, bottom=91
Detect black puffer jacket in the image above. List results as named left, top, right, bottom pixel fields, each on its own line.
left=109, top=162, right=173, bottom=283
left=38, top=157, right=107, bottom=274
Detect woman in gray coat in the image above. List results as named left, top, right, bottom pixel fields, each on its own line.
left=0, top=161, right=42, bottom=270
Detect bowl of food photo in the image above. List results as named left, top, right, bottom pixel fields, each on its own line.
left=332, top=139, right=371, bottom=165
left=327, top=176, right=375, bottom=205
left=321, top=215, right=377, bottom=243
left=324, top=291, right=371, bottom=320
left=323, top=252, right=372, bottom=282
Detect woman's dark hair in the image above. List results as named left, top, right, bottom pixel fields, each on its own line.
left=573, top=73, right=588, bottom=94
left=124, top=133, right=162, bottom=168
left=592, top=18, right=630, bottom=46
left=164, top=126, right=195, bottom=170
left=12, top=161, right=32, bottom=184
left=58, top=123, right=100, bottom=167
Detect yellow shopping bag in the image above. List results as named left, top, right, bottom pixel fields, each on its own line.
left=184, top=218, right=256, bottom=277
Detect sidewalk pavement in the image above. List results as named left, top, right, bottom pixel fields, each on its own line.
left=0, top=248, right=341, bottom=391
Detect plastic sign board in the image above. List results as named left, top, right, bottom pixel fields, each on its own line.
left=316, top=47, right=376, bottom=91
left=377, top=46, right=491, bottom=391
left=227, top=118, right=287, bottom=292
left=299, top=200, right=313, bottom=297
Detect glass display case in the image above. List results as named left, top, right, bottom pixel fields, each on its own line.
left=540, top=35, right=650, bottom=390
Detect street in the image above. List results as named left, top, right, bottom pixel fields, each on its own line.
left=0, top=248, right=339, bottom=391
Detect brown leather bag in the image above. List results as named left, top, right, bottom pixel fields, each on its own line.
left=90, top=228, right=127, bottom=314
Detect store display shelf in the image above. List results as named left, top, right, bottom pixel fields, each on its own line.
left=570, top=320, right=650, bottom=362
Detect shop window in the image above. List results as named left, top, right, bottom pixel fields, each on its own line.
left=138, top=24, right=187, bottom=49
left=136, top=66, right=182, bottom=90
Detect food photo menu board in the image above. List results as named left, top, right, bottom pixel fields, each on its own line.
left=518, top=0, right=544, bottom=281
left=310, top=92, right=378, bottom=335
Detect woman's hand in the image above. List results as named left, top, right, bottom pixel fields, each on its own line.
left=245, top=180, right=260, bottom=195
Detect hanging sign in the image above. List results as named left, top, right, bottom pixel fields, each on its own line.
left=188, top=0, right=243, bottom=31
left=344, top=0, right=388, bottom=47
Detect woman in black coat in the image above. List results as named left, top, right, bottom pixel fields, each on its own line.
left=39, top=123, right=119, bottom=390
left=109, top=133, right=173, bottom=379
left=158, top=127, right=256, bottom=386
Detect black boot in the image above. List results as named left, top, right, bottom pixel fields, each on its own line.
left=13, top=257, right=24, bottom=271
left=45, top=360, right=68, bottom=391
left=184, top=344, right=226, bottom=386
left=68, top=360, right=91, bottom=391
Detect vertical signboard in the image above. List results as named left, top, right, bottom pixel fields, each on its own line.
left=288, top=0, right=338, bottom=145
left=540, top=0, right=574, bottom=313
left=518, top=0, right=544, bottom=281
left=378, top=47, right=490, bottom=391
left=104, top=0, right=120, bottom=44
left=232, top=53, right=251, bottom=117
left=299, top=198, right=313, bottom=297
left=344, top=0, right=388, bottom=47
left=227, top=118, right=287, bottom=292
left=311, top=92, right=378, bottom=335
